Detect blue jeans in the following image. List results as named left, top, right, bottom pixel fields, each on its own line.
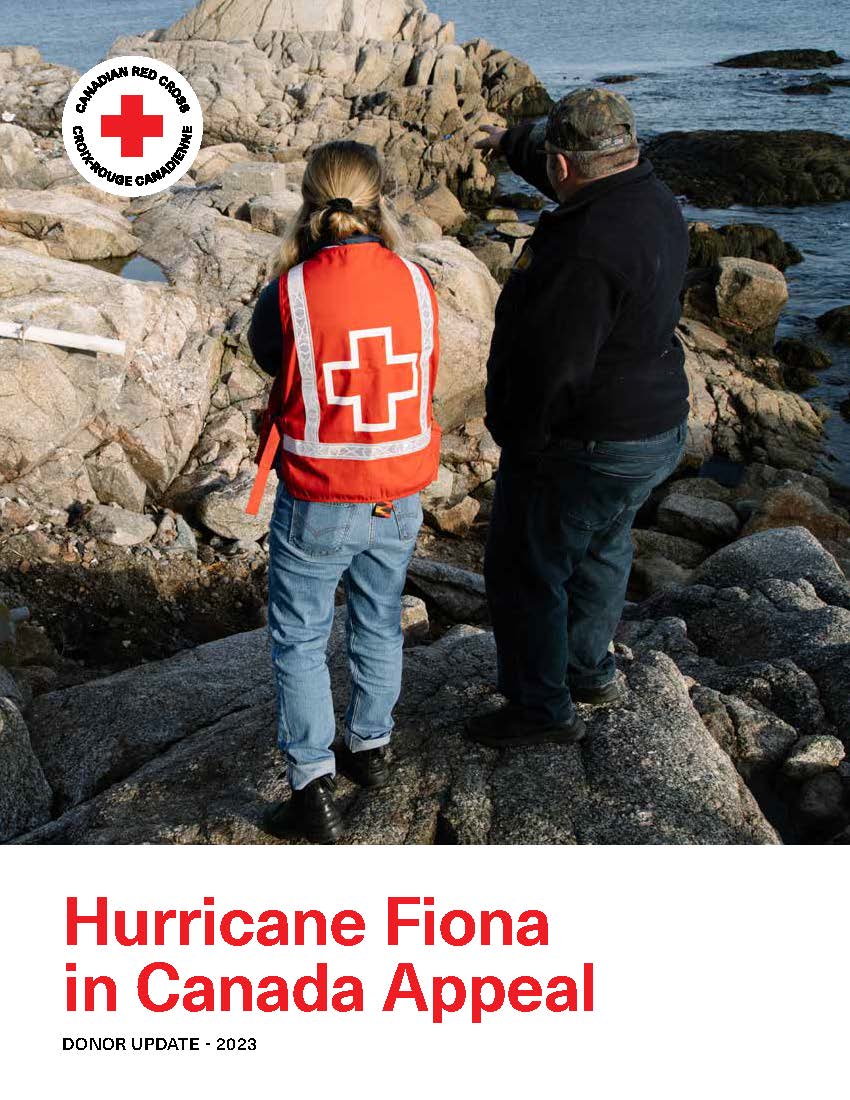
left=485, top=420, right=688, bottom=724
left=267, top=480, right=422, bottom=789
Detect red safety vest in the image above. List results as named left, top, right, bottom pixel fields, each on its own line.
left=246, top=241, right=441, bottom=512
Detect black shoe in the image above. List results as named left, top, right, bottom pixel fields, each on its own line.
left=337, top=743, right=390, bottom=789
left=264, top=776, right=343, bottom=844
left=465, top=704, right=586, bottom=748
left=571, top=677, right=625, bottom=707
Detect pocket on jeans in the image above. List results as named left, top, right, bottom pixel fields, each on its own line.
left=393, top=493, right=423, bottom=542
left=289, top=497, right=355, bottom=555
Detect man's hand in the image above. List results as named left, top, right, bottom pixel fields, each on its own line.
left=475, top=124, right=507, bottom=153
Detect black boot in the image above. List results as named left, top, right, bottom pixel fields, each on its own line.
left=337, top=743, right=390, bottom=789
left=465, top=704, right=586, bottom=749
left=265, top=776, right=343, bottom=843
left=571, top=676, right=625, bottom=706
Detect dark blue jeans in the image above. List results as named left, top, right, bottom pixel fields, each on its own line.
left=484, top=420, right=688, bottom=723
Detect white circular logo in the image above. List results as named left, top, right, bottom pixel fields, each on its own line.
left=62, top=55, right=204, bottom=198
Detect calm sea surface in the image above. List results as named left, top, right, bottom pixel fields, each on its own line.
left=3, top=0, right=849, bottom=483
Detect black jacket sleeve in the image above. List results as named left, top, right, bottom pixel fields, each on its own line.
left=500, top=121, right=558, bottom=203
left=247, top=278, right=283, bottom=377
left=485, top=256, right=625, bottom=454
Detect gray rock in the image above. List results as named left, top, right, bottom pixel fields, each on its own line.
left=615, top=616, right=698, bottom=661
left=0, top=665, right=25, bottom=709
left=783, top=735, right=846, bottom=780
left=631, top=555, right=693, bottom=595
left=398, top=210, right=443, bottom=243
left=191, top=142, right=253, bottom=184
left=27, top=626, right=276, bottom=812
left=735, top=463, right=831, bottom=503
left=16, top=632, right=777, bottom=845
left=467, top=236, right=514, bottom=283
left=659, top=477, right=732, bottom=504
left=407, top=557, right=488, bottom=623
left=0, top=189, right=140, bottom=260
left=694, top=527, right=850, bottom=609
left=679, top=328, right=825, bottom=471
left=218, top=161, right=292, bottom=197
left=248, top=192, right=303, bottom=235
left=173, top=515, right=199, bottom=557
left=0, top=247, right=222, bottom=505
left=657, top=494, right=741, bottom=545
left=642, top=579, right=850, bottom=670
left=632, top=528, right=709, bottom=568
left=691, top=686, right=798, bottom=777
left=484, top=207, right=519, bottom=222
left=571, top=651, right=778, bottom=844
left=197, top=469, right=275, bottom=541
left=401, top=595, right=429, bottom=644
left=85, top=504, right=157, bottom=547
left=85, top=443, right=148, bottom=512
left=714, top=257, right=788, bottom=334
left=0, top=697, right=52, bottom=842
left=415, top=182, right=466, bottom=232
left=420, top=464, right=454, bottom=509
left=688, top=658, right=829, bottom=739
left=493, top=221, right=535, bottom=239
left=426, top=495, right=480, bottom=536
left=0, top=122, right=48, bottom=188
left=798, top=772, right=845, bottom=821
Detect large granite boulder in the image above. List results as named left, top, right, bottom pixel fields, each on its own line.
left=105, top=0, right=549, bottom=201
left=414, top=237, right=500, bottom=429
left=0, top=247, right=223, bottom=506
left=0, top=47, right=77, bottom=134
left=684, top=257, right=789, bottom=351
left=0, top=189, right=140, bottom=260
left=16, top=619, right=777, bottom=844
left=645, top=130, right=850, bottom=207
left=0, top=123, right=49, bottom=189
left=678, top=324, right=825, bottom=470
left=0, top=696, right=52, bottom=842
left=129, top=187, right=281, bottom=315
left=694, top=526, right=850, bottom=610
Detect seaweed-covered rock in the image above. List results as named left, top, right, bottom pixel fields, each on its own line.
left=646, top=130, right=850, bottom=207
left=817, top=305, right=850, bottom=344
left=688, top=222, right=802, bottom=271
left=716, top=49, right=845, bottom=69
left=783, top=81, right=832, bottom=95
left=774, top=338, right=831, bottom=372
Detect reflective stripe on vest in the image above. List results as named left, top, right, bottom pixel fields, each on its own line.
left=283, top=256, right=433, bottom=460
left=245, top=254, right=435, bottom=515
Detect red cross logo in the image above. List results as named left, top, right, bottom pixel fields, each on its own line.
left=323, top=327, right=419, bottom=433
left=100, top=95, right=164, bottom=158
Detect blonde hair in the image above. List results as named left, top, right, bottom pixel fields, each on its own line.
left=272, top=141, right=404, bottom=275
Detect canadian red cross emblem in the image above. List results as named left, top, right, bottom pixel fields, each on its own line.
left=100, top=94, right=164, bottom=157
left=322, top=327, right=419, bottom=433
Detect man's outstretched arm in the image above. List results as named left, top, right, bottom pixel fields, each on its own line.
left=476, top=122, right=557, bottom=202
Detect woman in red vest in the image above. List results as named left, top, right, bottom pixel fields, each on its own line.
left=247, top=141, right=441, bottom=843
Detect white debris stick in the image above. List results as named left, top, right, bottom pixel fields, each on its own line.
left=0, top=321, right=125, bottom=357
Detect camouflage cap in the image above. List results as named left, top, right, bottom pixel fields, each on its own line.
left=544, top=87, right=637, bottom=153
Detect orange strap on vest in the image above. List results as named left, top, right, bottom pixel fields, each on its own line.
left=245, top=421, right=281, bottom=516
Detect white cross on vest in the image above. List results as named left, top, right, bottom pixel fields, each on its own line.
left=322, top=327, right=419, bottom=433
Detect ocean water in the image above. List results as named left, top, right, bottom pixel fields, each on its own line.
left=3, top=0, right=849, bottom=483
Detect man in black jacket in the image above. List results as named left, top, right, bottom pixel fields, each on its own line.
left=466, top=88, right=690, bottom=749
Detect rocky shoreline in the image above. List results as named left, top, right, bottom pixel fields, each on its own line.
left=1, top=0, right=849, bottom=845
